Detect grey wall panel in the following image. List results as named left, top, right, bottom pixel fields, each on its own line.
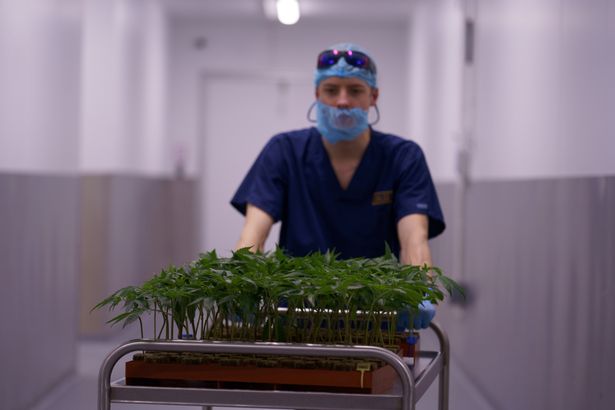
left=0, top=174, right=80, bottom=410
left=80, top=175, right=199, bottom=337
left=0, top=172, right=198, bottom=408
left=433, top=176, right=615, bottom=410
left=430, top=182, right=456, bottom=275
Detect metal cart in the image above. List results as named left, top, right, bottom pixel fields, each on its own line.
left=98, top=321, right=449, bottom=410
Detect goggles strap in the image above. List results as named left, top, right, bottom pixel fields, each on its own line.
left=307, top=101, right=317, bottom=123
left=369, top=104, right=380, bottom=125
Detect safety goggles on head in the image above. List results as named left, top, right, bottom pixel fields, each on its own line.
left=316, top=49, right=377, bottom=74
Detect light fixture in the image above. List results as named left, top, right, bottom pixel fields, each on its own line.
left=276, top=0, right=300, bottom=25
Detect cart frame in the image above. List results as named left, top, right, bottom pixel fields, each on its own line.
left=98, top=321, right=449, bottom=410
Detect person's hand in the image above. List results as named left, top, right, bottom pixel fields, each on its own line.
left=413, top=300, right=435, bottom=329
left=396, top=300, right=436, bottom=331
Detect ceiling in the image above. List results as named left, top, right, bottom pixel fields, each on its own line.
left=161, top=0, right=413, bottom=23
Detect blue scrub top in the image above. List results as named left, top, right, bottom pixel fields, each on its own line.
left=231, top=127, right=445, bottom=259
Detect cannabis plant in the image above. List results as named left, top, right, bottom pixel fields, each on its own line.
left=93, top=247, right=463, bottom=347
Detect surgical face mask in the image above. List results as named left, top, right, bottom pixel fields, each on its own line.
left=315, top=101, right=369, bottom=144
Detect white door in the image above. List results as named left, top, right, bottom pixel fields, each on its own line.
left=199, top=73, right=313, bottom=255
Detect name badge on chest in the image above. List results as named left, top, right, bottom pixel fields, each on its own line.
left=371, top=190, right=393, bottom=206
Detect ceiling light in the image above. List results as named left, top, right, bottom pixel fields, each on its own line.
left=276, top=0, right=300, bottom=25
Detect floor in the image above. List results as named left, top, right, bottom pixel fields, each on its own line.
left=30, top=330, right=492, bottom=410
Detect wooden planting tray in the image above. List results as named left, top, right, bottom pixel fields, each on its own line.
left=99, top=323, right=450, bottom=410
left=125, top=352, right=398, bottom=394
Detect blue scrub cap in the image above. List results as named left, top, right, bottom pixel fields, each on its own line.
left=314, top=42, right=378, bottom=88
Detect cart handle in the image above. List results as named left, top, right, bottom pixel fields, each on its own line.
left=98, top=339, right=415, bottom=410
left=429, top=321, right=450, bottom=410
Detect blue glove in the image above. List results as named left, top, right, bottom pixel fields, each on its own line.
left=396, top=300, right=436, bottom=331
left=413, top=300, right=435, bottom=329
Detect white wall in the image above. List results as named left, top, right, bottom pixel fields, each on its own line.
left=0, top=0, right=81, bottom=174
left=79, top=0, right=171, bottom=176
left=0, top=0, right=171, bottom=176
left=406, top=0, right=465, bottom=182
left=0, top=2, right=179, bottom=408
left=0, top=2, right=82, bottom=408
left=473, top=0, right=615, bottom=180
left=407, top=1, right=615, bottom=409
left=408, top=0, right=615, bottom=182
